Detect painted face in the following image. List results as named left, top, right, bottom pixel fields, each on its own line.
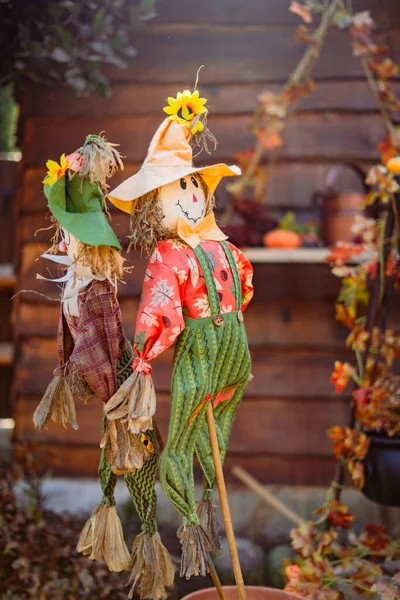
left=60, top=228, right=80, bottom=263
left=160, top=174, right=206, bottom=231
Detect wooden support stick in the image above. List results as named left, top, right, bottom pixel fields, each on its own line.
left=232, top=466, right=307, bottom=527
left=209, top=561, right=227, bottom=600
left=206, top=404, right=247, bottom=600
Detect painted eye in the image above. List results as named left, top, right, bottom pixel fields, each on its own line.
left=63, top=230, right=71, bottom=245
left=180, top=178, right=187, bottom=190
left=191, top=176, right=199, bottom=188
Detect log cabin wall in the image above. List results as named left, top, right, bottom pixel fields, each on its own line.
left=11, top=0, right=400, bottom=484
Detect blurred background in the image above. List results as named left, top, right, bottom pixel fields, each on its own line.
left=1, top=0, right=400, bottom=596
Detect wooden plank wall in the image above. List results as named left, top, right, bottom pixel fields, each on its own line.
left=12, top=0, right=400, bottom=484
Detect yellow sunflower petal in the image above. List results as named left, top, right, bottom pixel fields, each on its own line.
left=163, top=106, right=177, bottom=115
left=181, top=104, right=191, bottom=120
left=190, top=120, right=204, bottom=134
left=60, top=153, right=66, bottom=168
left=46, top=159, right=61, bottom=171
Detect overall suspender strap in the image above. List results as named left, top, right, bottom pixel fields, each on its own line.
left=220, top=241, right=242, bottom=311
left=193, top=245, right=221, bottom=317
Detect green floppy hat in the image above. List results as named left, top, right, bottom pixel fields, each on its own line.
left=45, top=168, right=121, bottom=250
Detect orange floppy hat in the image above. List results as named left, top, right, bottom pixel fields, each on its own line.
left=107, top=92, right=241, bottom=215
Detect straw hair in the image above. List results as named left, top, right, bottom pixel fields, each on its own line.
left=75, top=243, right=126, bottom=281
left=80, top=134, right=124, bottom=193
left=128, top=173, right=215, bottom=255
left=189, top=114, right=217, bottom=157
left=48, top=215, right=127, bottom=282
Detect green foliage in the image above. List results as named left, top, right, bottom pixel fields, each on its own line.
left=278, top=211, right=304, bottom=234
left=0, top=84, right=19, bottom=153
left=0, top=0, right=158, bottom=97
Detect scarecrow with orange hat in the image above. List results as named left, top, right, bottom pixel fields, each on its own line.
left=32, top=134, right=174, bottom=600
left=105, top=90, right=254, bottom=580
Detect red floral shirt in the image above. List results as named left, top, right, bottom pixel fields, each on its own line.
left=133, top=239, right=253, bottom=368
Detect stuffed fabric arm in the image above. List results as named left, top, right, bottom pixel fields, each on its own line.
left=133, top=242, right=186, bottom=370
left=67, top=279, right=125, bottom=403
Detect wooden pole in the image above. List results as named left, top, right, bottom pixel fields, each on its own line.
left=206, top=403, right=247, bottom=600
left=232, top=466, right=307, bottom=527
left=209, top=562, right=227, bottom=600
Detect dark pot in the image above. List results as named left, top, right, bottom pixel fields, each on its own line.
left=362, top=432, right=400, bottom=506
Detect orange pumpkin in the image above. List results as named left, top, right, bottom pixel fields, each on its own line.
left=263, top=229, right=301, bottom=248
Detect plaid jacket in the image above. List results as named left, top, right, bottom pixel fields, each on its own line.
left=57, top=278, right=128, bottom=403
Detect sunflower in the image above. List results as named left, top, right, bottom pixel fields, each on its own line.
left=163, top=90, right=208, bottom=135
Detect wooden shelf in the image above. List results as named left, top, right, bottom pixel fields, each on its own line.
left=242, top=247, right=329, bottom=264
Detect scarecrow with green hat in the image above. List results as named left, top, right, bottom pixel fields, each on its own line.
left=105, top=90, right=254, bottom=579
left=33, top=134, right=174, bottom=600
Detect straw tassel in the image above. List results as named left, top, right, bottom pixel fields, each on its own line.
left=104, top=370, right=156, bottom=434
left=100, top=418, right=150, bottom=475
left=77, top=504, right=131, bottom=572
left=177, top=523, right=212, bottom=579
left=33, top=374, right=78, bottom=431
left=127, top=531, right=175, bottom=600
left=197, top=498, right=221, bottom=555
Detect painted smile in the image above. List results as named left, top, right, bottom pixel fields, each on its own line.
left=176, top=199, right=204, bottom=224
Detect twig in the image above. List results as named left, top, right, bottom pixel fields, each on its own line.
left=232, top=466, right=307, bottom=527
left=360, top=57, right=397, bottom=142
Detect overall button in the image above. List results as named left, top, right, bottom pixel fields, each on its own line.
left=213, top=314, right=224, bottom=327
left=237, top=310, right=244, bottom=323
